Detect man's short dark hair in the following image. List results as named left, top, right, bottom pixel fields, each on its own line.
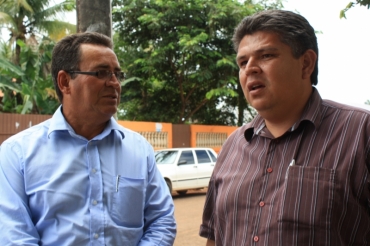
left=232, top=10, right=319, bottom=85
left=51, top=32, right=113, bottom=102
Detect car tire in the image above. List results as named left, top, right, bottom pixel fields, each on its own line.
left=177, top=190, right=188, bottom=195
left=165, top=179, right=172, bottom=194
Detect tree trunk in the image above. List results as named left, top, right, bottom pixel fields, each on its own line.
left=76, top=0, right=112, bottom=38
left=237, top=83, right=246, bottom=127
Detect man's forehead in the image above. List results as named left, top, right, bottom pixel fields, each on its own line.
left=79, top=44, right=118, bottom=65
left=239, top=31, right=281, bottom=47
left=236, top=32, right=289, bottom=56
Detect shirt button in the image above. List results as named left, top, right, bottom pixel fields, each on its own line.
left=267, top=167, right=273, bottom=173
left=259, top=201, right=265, bottom=207
left=94, top=233, right=99, bottom=239
left=254, top=236, right=259, bottom=242
left=92, top=168, right=97, bottom=173
left=92, top=200, right=98, bottom=205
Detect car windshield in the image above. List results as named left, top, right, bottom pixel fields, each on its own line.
left=155, top=150, right=178, bottom=164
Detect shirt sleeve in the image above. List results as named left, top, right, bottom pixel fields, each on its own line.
left=199, top=174, right=216, bottom=241
left=138, top=143, right=177, bottom=246
left=0, top=141, right=40, bottom=245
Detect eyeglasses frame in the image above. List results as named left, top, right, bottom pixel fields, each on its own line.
left=67, top=70, right=125, bottom=82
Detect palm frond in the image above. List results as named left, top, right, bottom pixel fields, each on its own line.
left=33, top=20, right=76, bottom=40
left=34, top=0, right=75, bottom=20
left=18, top=0, right=34, bottom=13
left=0, top=58, right=24, bottom=76
left=0, top=12, right=15, bottom=26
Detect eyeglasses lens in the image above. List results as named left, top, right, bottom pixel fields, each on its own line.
left=97, top=70, right=124, bottom=81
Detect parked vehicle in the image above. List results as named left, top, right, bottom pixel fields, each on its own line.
left=155, top=148, right=217, bottom=195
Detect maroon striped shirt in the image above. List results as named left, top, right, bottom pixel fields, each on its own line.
left=200, top=88, right=370, bottom=245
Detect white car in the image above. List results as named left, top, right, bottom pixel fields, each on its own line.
left=155, top=148, right=217, bottom=195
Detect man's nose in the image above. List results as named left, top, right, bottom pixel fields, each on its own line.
left=105, top=75, right=121, bottom=89
left=245, top=59, right=261, bottom=76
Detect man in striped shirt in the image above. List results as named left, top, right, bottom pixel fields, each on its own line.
left=200, top=10, right=370, bottom=246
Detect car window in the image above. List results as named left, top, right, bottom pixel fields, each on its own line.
left=178, top=150, right=195, bottom=165
left=155, top=151, right=178, bottom=164
left=207, top=150, right=217, bottom=162
left=195, top=150, right=211, bottom=164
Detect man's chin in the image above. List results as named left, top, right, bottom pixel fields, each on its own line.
left=249, top=101, right=264, bottom=111
left=99, top=107, right=118, bottom=119
left=249, top=102, right=272, bottom=114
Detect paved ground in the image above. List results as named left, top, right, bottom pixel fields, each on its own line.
left=172, top=189, right=208, bottom=246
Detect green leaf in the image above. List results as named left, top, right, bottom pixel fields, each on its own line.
left=0, top=58, right=24, bottom=76
left=21, top=96, right=33, bottom=114
left=112, top=0, right=271, bottom=125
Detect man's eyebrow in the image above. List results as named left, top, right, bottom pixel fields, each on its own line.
left=257, top=47, right=279, bottom=53
left=236, top=55, right=247, bottom=63
left=94, top=64, right=121, bottom=71
left=236, top=47, right=279, bottom=62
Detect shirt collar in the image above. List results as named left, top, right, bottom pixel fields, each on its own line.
left=47, top=105, right=125, bottom=140
left=244, top=87, right=323, bottom=142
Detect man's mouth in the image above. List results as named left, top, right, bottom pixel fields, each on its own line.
left=251, top=85, right=264, bottom=91
left=104, top=94, right=117, bottom=99
left=248, top=83, right=265, bottom=91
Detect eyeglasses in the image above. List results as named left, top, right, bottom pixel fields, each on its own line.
left=67, top=70, right=125, bottom=82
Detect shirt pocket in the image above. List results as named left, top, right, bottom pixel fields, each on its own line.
left=110, top=176, right=145, bottom=228
left=279, top=166, right=336, bottom=229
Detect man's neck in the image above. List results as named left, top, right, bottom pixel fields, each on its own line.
left=261, top=88, right=312, bottom=138
left=264, top=117, right=299, bottom=138
left=61, top=107, right=110, bottom=140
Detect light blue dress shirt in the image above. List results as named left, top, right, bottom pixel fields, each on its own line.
left=0, top=106, right=176, bottom=245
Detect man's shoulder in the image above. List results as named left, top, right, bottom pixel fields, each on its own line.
left=323, top=100, right=370, bottom=114
left=2, top=119, right=51, bottom=146
left=316, top=100, right=370, bottom=140
left=322, top=100, right=370, bottom=120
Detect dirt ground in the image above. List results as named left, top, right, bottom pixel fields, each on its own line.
left=172, top=189, right=208, bottom=246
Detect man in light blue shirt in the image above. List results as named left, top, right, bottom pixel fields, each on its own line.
left=0, top=32, right=176, bottom=245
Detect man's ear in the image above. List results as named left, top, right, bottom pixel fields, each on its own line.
left=57, top=70, right=71, bottom=95
left=301, top=49, right=317, bottom=80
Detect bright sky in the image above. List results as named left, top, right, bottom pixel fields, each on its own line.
left=283, top=0, right=370, bottom=108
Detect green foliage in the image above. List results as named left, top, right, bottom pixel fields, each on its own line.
left=0, top=0, right=76, bottom=65
left=340, top=0, right=370, bottom=18
left=0, top=0, right=74, bottom=114
left=365, top=100, right=370, bottom=105
left=113, top=0, right=271, bottom=125
left=0, top=0, right=76, bottom=37
left=0, top=38, right=59, bottom=114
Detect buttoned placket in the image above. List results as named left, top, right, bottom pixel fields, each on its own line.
left=251, top=126, right=305, bottom=245
left=251, top=136, right=277, bottom=244
left=87, top=140, right=105, bottom=245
